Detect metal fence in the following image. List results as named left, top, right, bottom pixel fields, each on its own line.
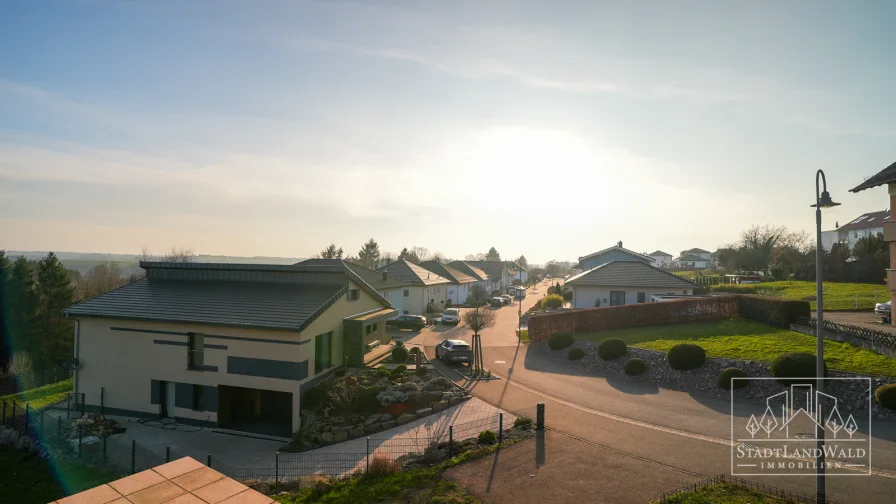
left=656, top=474, right=841, bottom=504
left=794, top=316, right=896, bottom=349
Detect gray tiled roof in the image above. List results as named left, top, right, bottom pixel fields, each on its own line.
left=685, top=248, right=711, bottom=254
left=578, top=245, right=654, bottom=263
left=565, top=261, right=699, bottom=289
left=648, top=250, right=673, bottom=257
left=836, top=210, right=889, bottom=233
left=64, top=278, right=345, bottom=331
left=296, top=259, right=408, bottom=290
left=447, top=261, right=489, bottom=282
left=678, top=254, right=709, bottom=262
left=378, top=260, right=450, bottom=285
left=463, top=261, right=510, bottom=280
left=851, top=160, right=896, bottom=193
left=419, top=261, right=476, bottom=284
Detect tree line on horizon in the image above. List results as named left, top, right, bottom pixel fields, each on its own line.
left=314, top=240, right=531, bottom=271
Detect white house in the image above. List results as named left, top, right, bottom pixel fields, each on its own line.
left=834, top=210, right=887, bottom=250
left=676, top=254, right=710, bottom=269
left=419, top=260, right=477, bottom=305
left=565, top=260, right=699, bottom=309
left=577, top=242, right=654, bottom=271
left=680, top=248, right=712, bottom=261
left=378, top=260, right=450, bottom=314
left=648, top=250, right=674, bottom=268
left=299, top=259, right=412, bottom=317
left=64, top=261, right=395, bottom=438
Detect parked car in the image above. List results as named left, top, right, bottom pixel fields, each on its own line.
left=385, top=315, right=427, bottom=331
left=875, top=300, right=891, bottom=323
left=499, top=294, right=513, bottom=305
left=490, top=297, right=505, bottom=307
left=436, top=339, right=473, bottom=364
left=441, top=308, right=460, bottom=324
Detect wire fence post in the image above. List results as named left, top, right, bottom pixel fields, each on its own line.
left=57, top=416, right=62, bottom=443
left=101, top=387, right=105, bottom=416
left=166, top=446, right=171, bottom=463
left=275, top=452, right=279, bottom=492
left=25, top=404, right=30, bottom=431
left=498, top=413, right=503, bottom=443
left=11, top=401, right=16, bottom=423
left=536, top=403, right=545, bottom=431
left=2, top=400, right=6, bottom=425
left=448, top=425, right=454, bottom=458
left=77, top=425, right=83, bottom=458
left=207, top=455, right=211, bottom=467
left=103, top=436, right=107, bottom=462
left=366, top=437, right=370, bottom=475
left=131, top=440, right=136, bottom=474
left=80, top=394, right=85, bottom=418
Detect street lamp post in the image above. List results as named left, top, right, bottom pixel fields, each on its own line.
left=812, top=169, right=840, bottom=503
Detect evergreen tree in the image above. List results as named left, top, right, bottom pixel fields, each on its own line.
left=515, top=255, right=528, bottom=268
left=357, top=239, right=381, bottom=269
left=6, top=256, right=39, bottom=362
left=486, top=247, right=501, bottom=261
left=35, top=252, right=75, bottom=369
left=319, top=243, right=344, bottom=259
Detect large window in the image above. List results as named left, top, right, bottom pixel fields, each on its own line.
left=403, top=289, right=410, bottom=298
left=637, top=292, right=646, bottom=304
left=187, top=333, right=204, bottom=369
left=315, top=331, right=333, bottom=373
left=192, top=385, right=204, bottom=411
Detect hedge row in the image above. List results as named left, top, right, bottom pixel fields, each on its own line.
left=736, top=294, right=810, bottom=328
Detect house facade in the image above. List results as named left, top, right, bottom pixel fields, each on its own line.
left=378, top=260, right=450, bottom=315
left=577, top=242, right=654, bottom=271
left=835, top=210, right=887, bottom=250
left=648, top=250, right=673, bottom=268
left=64, top=262, right=395, bottom=438
left=676, top=254, right=710, bottom=269
left=565, top=261, right=698, bottom=309
left=419, top=261, right=477, bottom=305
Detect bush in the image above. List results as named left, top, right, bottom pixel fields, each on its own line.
left=667, top=344, right=706, bottom=370
left=302, top=381, right=334, bottom=410
left=395, top=340, right=405, bottom=347
left=376, top=365, right=391, bottom=378
left=568, top=347, right=585, bottom=360
left=513, top=416, right=533, bottom=429
left=390, top=365, right=407, bottom=381
left=718, top=368, right=749, bottom=390
left=477, top=430, right=497, bottom=444
left=624, top=358, right=647, bottom=375
left=367, top=455, right=400, bottom=477
left=875, top=384, right=896, bottom=411
left=548, top=332, right=574, bottom=350
left=737, top=295, right=810, bottom=328
left=376, top=388, right=408, bottom=406
left=597, top=338, right=627, bottom=360
left=357, top=385, right=382, bottom=414
left=391, top=346, right=409, bottom=363
left=561, top=287, right=573, bottom=302
left=408, top=347, right=419, bottom=355
left=423, top=376, right=453, bottom=391
left=327, top=383, right=359, bottom=417
left=542, top=294, right=564, bottom=309
left=771, top=352, right=826, bottom=385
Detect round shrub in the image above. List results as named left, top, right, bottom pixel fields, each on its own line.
left=624, top=358, right=647, bottom=375
left=718, top=368, right=749, bottom=390
left=548, top=332, right=574, bottom=350
left=597, top=338, right=627, bottom=361
left=513, top=416, right=533, bottom=429
left=395, top=340, right=405, bottom=347
left=477, top=430, right=497, bottom=444
left=771, top=352, right=826, bottom=385
left=875, top=384, right=896, bottom=411
left=408, top=347, right=420, bottom=355
left=667, top=344, right=706, bottom=370
left=376, top=365, right=390, bottom=378
left=541, top=294, right=564, bottom=309
left=302, top=382, right=334, bottom=410
left=391, top=346, right=409, bottom=363
left=568, top=347, right=585, bottom=361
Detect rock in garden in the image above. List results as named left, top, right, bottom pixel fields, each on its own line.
left=379, top=413, right=393, bottom=422
left=448, top=397, right=463, bottom=406
left=349, top=427, right=365, bottom=438
left=320, top=432, right=334, bottom=443
left=365, top=416, right=380, bottom=426
left=381, top=420, right=397, bottom=430
left=432, top=401, right=447, bottom=413
left=415, top=407, right=433, bottom=417
left=332, top=426, right=351, bottom=433
left=364, top=423, right=381, bottom=434
left=333, top=431, right=347, bottom=442
left=396, top=413, right=416, bottom=425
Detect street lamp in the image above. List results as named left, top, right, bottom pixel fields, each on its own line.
left=811, top=169, right=840, bottom=503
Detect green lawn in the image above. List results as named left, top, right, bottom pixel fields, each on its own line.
left=0, top=447, right=121, bottom=503
left=655, top=482, right=803, bottom=504
left=711, top=280, right=885, bottom=310
left=518, top=329, right=530, bottom=344
left=0, top=379, right=72, bottom=410
left=575, top=319, right=896, bottom=377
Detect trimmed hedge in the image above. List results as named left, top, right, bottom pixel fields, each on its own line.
left=718, top=368, right=749, bottom=390
left=771, top=352, right=826, bottom=385
left=542, top=294, right=564, bottom=309
left=548, top=332, right=574, bottom=350
left=391, top=346, right=409, bottom=363
left=597, top=338, right=627, bottom=360
left=624, top=358, right=647, bottom=375
left=478, top=430, right=497, bottom=444
left=513, top=416, right=533, bottom=429
left=568, top=347, right=585, bottom=360
left=875, top=384, right=896, bottom=411
left=667, top=343, right=706, bottom=370
left=737, top=295, right=810, bottom=328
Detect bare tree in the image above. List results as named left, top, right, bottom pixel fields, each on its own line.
left=462, top=307, right=497, bottom=375
left=162, top=246, right=195, bottom=263
left=465, top=253, right=486, bottom=261
left=81, top=261, right=127, bottom=299
left=137, top=245, right=154, bottom=263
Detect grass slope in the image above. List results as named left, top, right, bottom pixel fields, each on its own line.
left=0, top=379, right=72, bottom=410
left=656, top=482, right=804, bottom=504
left=0, top=447, right=120, bottom=503
left=712, top=281, right=885, bottom=310
left=576, top=319, right=896, bottom=376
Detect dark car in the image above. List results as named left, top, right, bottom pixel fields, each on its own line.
left=435, top=339, right=474, bottom=364
left=385, top=315, right=427, bottom=331
left=490, top=297, right=504, bottom=307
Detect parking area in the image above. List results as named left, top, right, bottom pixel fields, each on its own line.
left=820, top=310, right=896, bottom=334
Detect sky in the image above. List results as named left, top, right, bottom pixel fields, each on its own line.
left=1, top=0, right=894, bottom=265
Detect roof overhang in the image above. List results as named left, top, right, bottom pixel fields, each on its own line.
left=346, top=308, right=397, bottom=322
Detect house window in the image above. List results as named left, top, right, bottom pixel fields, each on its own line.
left=637, top=292, right=646, bottom=304
left=403, top=289, right=410, bottom=298
left=192, top=385, right=204, bottom=411
left=683, top=290, right=688, bottom=295
left=315, top=331, right=333, bottom=373
left=372, top=323, right=378, bottom=332
left=187, top=333, right=204, bottom=370
left=609, top=291, right=626, bottom=306
left=346, top=288, right=360, bottom=301
left=365, top=325, right=371, bottom=335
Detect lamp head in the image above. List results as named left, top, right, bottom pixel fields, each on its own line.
left=811, top=190, right=841, bottom=208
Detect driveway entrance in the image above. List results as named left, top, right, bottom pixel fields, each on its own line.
left=217, top=385, right=292, bottom=438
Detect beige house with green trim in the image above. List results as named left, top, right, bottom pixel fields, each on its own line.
left=63, top=261, right=395, bottom=438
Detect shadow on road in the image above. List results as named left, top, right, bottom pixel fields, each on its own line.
left=605, top=374, right=659, bottom=395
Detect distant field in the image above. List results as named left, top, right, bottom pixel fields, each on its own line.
left=672, top=270, right=722, bottom=278
left=712, top=280, right=885, bottom=310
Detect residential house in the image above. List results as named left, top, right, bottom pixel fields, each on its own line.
left=462, top=260, right=528, bottom=293
left=565, top=261, right=699, bottom=309
left=419, top=261, right=477, bottom=305
left=577, top=242, right=654, bottom=271
left=447, top=261, right=492, bottom=295
left=297, top=259, right=410, bottom=316
left=676, top=254, right=710, bottom=269
left=681, top=248, right=712, bottom=261
left=63, top=261, right=396, bottom=437
left=648, top=250, right=674, bottom=268
left=377, top=260, right=450, bottom=315
left=834, top=210, right=887, bottom=250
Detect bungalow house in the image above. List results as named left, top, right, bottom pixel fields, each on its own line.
left=377, top=260, right=450, bottom=315
left=678, top=248, right=712, bottom=263
left=419, top=261, right=477, bottom=305
left=298, top=259, right=410, bottom=316
left=648, top=250, right=674, bottom=268
left=834, top=210, right=887, bottom=250
left=577, top=242, right=654, bottom=271
left=446, top=261, right=491, bottom=295
left=460, top=261, right=528, bottom=293
left=565, top=261, right=699, bottom=309
left=676, top=254, right=710, bottom=269
left=63, top=261, right=396, bottom=437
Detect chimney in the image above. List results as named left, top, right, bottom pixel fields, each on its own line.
left=618, top=240, right=623, bottom=248
left=382, top=272, right=388, bottom=281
